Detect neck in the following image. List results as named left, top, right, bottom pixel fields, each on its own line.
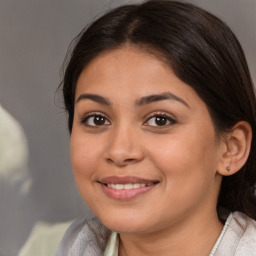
left=119, top=210, right=223, bottom=256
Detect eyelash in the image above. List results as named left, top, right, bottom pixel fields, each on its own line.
left=80, top=112, right=177, bottom=128
left=81, top=112, right=111, bottom=127
left=144, top=113, right=177, bottom=128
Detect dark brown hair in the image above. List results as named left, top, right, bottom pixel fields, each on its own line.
left=60, top=0, right=256, bottom=219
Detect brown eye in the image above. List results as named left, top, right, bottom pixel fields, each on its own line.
left=155, top=116, right=168, bottom=126
left=93, top=116, right=106, bottom=125
left=146, top=114, right=176, bottom=127
left=82, top=114, right=110, bottom=127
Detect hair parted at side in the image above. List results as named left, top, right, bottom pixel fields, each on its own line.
left=60, top=0, right=256, bottom=219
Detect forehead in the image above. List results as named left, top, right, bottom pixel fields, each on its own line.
left=78, top=47, right=170, bottom=85
left=75, top=46, right=204, bottom=111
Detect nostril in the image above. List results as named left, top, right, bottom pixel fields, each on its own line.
left=125, top=158, right=137, bottom=162
left=106, top=157, right=138, bottom=166
left=104, top=145, right=144, bottom=166
left=106, top=158, right=113, bottom=163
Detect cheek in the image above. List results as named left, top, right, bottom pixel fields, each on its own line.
left=70, top=132, right=100, bottom=183
left=148, top=125, right=219, bottom=185
left=148, top=131, right=219, bottom=214
left=70, top=133, right=102, bottom=208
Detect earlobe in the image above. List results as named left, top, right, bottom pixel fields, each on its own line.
left=217, top=121, right=252, bottom=176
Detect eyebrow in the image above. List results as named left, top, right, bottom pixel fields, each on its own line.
left=136, top=92, right=190, bottom=108
left=76, top=93, right=111, bottom=106
left=76, top=92, right=189, bottom=108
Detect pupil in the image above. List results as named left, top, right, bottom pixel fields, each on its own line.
left=156, top=117, right=166, bottom=126
left=94, top=116, right=105, bottom=125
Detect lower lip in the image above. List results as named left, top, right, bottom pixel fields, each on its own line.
left=100, top=183, right=157, bottom=200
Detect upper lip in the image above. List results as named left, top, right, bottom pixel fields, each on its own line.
left=99, top=176, right=159, bottom=184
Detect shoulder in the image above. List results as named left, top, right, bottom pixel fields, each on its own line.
left=55, top=216, right=110, bottom=256
left=215, top=211, right=256, bottom=256
left=231, top=212, right=256, bottom=255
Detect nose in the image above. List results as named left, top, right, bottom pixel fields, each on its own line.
left=104, top=124, right=144, bottom=167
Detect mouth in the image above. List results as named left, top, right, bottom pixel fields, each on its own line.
left=98, top=176, right=159, bottom=200
left=105, top=183, right=153, bottom=190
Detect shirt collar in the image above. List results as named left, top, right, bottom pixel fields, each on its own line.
left=104, top=232, right=119, bottom=256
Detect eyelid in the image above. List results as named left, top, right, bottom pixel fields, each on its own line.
left=81, top=111, right=110, bottom=119
left=80, top=111, right=111, bottom=126
left=143, top=112, right=177, bottom=126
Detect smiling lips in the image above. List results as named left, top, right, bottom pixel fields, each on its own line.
left=99, top=176, right=159, bottom=200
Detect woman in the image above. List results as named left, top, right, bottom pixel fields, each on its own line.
left=56, top=0, right=256, bottom=255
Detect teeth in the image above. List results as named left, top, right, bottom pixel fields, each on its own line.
left=124, top=184, right=133, bottom=189
left=107, top=183, right=147, bottom=190
left=116, top=184, right=124, bottom=190
left=133, top=183, right=142, bottom=189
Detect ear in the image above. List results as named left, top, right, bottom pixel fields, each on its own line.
left=217, top=121, right=252, bottom=176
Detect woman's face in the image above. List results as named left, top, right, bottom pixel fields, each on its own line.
left=71, top=46, right=223, bottom=234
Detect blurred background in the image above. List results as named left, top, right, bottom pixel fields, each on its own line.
left=0, top=0, right=255, bottom=255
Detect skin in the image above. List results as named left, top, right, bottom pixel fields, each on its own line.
left=71, top=46, right=226, bottom=256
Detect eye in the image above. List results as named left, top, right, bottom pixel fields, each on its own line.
left=81, top=113, right=110, bottom=127
left=145, top=114, right=176, bottom=127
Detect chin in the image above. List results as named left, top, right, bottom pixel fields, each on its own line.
left=97, top=211, right=152, bottom=234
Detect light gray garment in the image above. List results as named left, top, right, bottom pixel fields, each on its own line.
left=55, top=212, right=256, bottom=256
left=55, top=217, right=110, bottom=256
left=214, top=212, right=256, bottom=255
